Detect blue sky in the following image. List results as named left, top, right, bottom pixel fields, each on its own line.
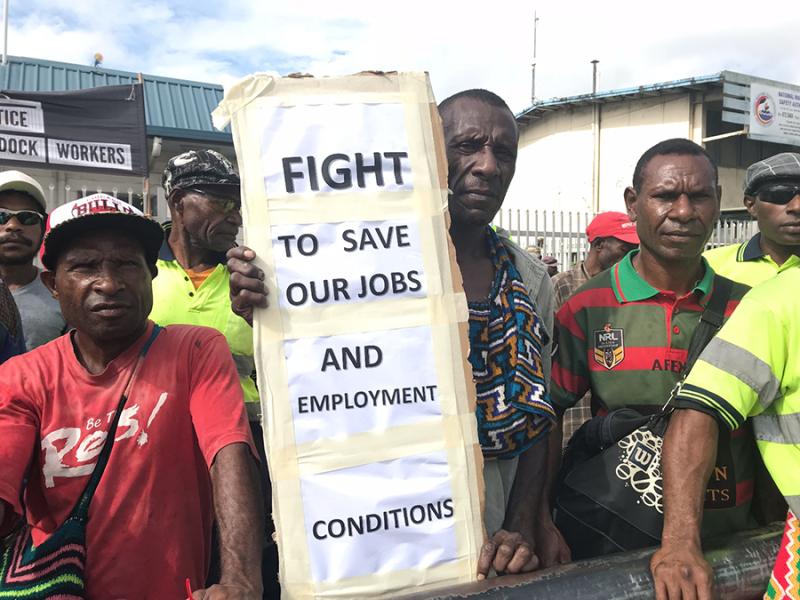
left=8, top=0, right=800, bottom=112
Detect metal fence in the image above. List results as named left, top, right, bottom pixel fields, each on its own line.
left=494, top=208, right=759, bottom=271
left=39, top=183, right=156, bottom=216
left=36, top=187, right=760, bottom=268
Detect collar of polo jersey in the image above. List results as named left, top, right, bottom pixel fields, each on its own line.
left=736, top=232, right=800, bottom=271
left=611, top=250, right=714, bottom=303
left=157, top=221, right=228, bottom=265
left=738, top=233, right=764, bottom=262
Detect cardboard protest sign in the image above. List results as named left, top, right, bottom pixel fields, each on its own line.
left=213, top=72, right=483, bottom=599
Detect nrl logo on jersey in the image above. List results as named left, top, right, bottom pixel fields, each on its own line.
left=593, top=323, right=625, bottom=369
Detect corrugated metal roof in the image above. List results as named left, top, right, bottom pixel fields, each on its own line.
left=517, top=73, right=724, bottom=125
left=0, top=55, right=231, bottom=143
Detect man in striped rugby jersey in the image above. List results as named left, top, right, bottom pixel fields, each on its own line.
left=549, top=138, right=759, bottom=555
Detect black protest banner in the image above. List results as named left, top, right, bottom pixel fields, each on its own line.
left=0, top=84, right=147, bottom=176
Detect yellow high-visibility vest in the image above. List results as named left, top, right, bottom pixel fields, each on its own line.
left=675, top=267, right=800, bottom=515
left=149, top=236, right=258, bottom=406
left=704, top=233, right=800, bottom=288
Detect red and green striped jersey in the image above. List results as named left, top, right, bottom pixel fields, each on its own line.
left=552, top=251, right=757, bottom=537
left=552, top=252, right=748, bottom=414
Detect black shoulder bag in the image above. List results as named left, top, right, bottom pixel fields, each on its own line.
left=553, top=277, right=733, bottom=560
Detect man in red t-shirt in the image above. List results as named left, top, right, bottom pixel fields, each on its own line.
left=0, top=194, right=263, bottom=599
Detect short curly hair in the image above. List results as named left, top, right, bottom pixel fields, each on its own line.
left=632, top=138, right=717, bottom=192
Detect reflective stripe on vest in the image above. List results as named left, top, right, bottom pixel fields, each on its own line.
left=754, top=412, right=800, bottom=444
left=700, top=337, right=781, bottom=409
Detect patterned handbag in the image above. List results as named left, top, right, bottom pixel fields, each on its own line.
left=0, top=326, right=161, bottom=598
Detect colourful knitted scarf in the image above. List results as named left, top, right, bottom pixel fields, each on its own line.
left=468, top=228, right=556, bottom=459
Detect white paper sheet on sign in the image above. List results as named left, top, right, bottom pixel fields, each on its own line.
left=300, top=451, right=457, bottom=582
left=212, top=72, right=484, bottom=600
left=272, top=219, right=427, bottom=310
left=285, top=325, right=442, bottom=444
left=260, top=104, right=414, bottom=196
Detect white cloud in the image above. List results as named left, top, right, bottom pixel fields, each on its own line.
left=7, top=0, right=800, bottom=113
left=8, top=15, right=127, bottom=68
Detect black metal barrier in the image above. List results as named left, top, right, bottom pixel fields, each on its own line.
left=407, top=524, right=783, bottom=600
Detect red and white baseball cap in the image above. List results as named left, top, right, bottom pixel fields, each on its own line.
left=41, top=193, right=164, bottom=270
left=586, top=211, right=639, bottom=244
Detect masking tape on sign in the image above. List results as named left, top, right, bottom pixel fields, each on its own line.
left=218, top=71, right=482, bottom=599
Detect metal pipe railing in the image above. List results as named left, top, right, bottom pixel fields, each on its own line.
left=408, top=524, right=782, bottom=600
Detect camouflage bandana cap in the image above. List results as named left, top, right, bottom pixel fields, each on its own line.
left=162, top=149, right=240, bottom=196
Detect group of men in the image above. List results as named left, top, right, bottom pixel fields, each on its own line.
left=0, top=83, right=796, bottom=600
left=0, top=154, right=266, bottom=598
left=544, top=144, right=799, bottom=597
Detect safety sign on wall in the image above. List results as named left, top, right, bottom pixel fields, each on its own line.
left=749, top=82, right=800, bottom=147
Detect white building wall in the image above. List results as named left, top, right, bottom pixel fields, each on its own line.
left=596, top=95, right=693, bottom=213
left=718, top=166, right=747, bottom=211
left=505, top=93, right=696, bottom=217
left=507, top=106, right=594, bottom=214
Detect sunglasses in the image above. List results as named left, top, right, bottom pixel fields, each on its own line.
left=0, top=209, right=44, bottom=226
left=756, top=184, right=800, bottom=205
left=186, top=188, right=240, bottom=214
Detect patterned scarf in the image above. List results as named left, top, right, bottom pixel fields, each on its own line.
left=765, top=510, right=800, bottom=599
left=468, top=228, right=556, bottom=459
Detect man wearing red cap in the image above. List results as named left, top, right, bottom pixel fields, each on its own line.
left=553, top=212, right=639, bottom=309
left=551, top=211, right=639, bottom=448
left=0, top=194, right=263, bottom=599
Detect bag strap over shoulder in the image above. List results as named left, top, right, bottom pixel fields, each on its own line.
left=684, top=275, right=733, bottom=371
left=661, top=274, right=734, bottom=412
left=72, top=325, right=162, bottom=520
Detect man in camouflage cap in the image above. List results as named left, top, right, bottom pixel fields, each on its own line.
left=150, top=149, right=278, bottom=593
left=150, top=149, right=254, bottom=402
left=162, top=148, right=241, bottom=196
left=705, top=152, right=800, bottom=288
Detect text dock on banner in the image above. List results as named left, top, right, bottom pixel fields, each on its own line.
left=0, top=85, right=147, bottom=175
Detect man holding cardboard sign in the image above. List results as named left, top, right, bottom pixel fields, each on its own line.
left=437, top=89, right=563, bottom=577
left=226, top=86, right=564, bottom=582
